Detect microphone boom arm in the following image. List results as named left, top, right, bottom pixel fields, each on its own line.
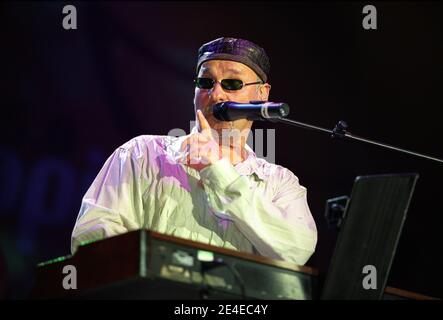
left=273, top=117, right=443, bottom=164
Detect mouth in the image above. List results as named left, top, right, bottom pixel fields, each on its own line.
left=202, top=106, right=217, bottom=121
left=203, top=110, right=213, bottom=119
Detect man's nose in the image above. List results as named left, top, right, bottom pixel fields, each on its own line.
left=209, top=82, right=228, bottom=103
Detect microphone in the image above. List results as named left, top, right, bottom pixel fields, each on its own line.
left=212, top=101, right=290, bottom=121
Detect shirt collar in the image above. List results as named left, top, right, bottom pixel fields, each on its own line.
left=235, top=143, right=267, bottom=181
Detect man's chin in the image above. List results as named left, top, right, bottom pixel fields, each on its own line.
left=206, top=116, right=229, bottom=128
left=212, top=123, right=232, bottom=131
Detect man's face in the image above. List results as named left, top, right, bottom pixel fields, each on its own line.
left=193, top=60, right=270, bottom=135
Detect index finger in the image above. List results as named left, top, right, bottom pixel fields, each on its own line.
left=197, top=110, right=213, bottom=138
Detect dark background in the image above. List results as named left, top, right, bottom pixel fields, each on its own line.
left=0, top=1, right=441, bottom=299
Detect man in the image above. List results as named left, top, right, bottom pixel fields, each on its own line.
left=71, top=37, right=317, bottom=265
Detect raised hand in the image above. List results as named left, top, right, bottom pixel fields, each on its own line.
left=179, top=110, right=221, bottom=171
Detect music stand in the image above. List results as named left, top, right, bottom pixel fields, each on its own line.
left=320, top=173, right=419, bottom=299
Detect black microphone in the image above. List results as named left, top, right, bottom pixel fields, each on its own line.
left=212, top=101, right=290, bottom=121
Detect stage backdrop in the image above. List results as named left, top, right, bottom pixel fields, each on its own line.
left=0, top=2, right=441, bottom=298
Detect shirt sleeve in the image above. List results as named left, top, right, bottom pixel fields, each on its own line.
left=199, top=157, right=317, bottom=265
left=71, top=145, right=145, bottom=254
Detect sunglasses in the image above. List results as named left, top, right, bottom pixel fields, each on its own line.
left=194, top=77, right=263, bottom=91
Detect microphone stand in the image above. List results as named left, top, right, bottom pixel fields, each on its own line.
left=272, top=117, right=443, bottom=164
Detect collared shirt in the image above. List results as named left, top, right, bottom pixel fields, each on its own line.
left=71, top=134, right=317, bottom=265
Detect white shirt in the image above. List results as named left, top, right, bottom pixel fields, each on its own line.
left=71, top=134, right=317, bottom=265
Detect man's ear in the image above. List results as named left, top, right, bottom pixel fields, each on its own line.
left=259, top=83, right=271, bottom=101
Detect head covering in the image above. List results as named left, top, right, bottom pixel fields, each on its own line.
left=196, top=37, right=270, bottom=83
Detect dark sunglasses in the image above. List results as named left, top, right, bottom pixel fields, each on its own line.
left=194, top=77, right=263, bottom=91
